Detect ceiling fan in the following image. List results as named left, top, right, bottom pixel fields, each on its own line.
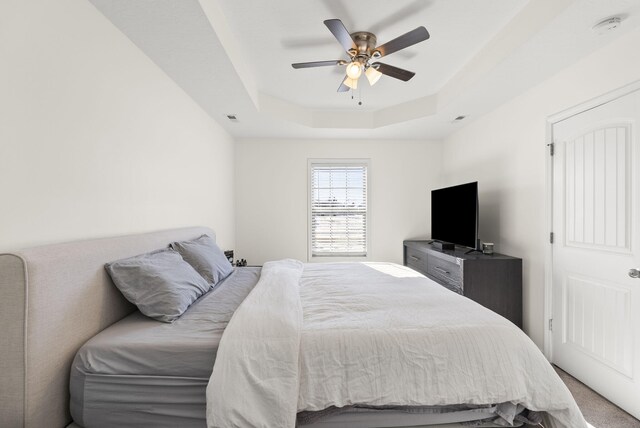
left=292, top=19, right=430, bottom=92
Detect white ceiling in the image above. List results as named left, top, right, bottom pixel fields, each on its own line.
left=88, top=0, right=640, bottom=140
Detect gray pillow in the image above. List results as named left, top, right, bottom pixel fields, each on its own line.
left=170, top=234, right=233, bottom=285
left=105, top=248, right=210, bottom=323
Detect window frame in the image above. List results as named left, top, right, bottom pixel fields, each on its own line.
left=307, top=158, right=371, bottom=262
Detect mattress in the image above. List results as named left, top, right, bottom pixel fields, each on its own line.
left=70, top=267, right=261, bottom=428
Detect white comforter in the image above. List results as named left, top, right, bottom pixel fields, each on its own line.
left=207, top=261, right=586, bottom=428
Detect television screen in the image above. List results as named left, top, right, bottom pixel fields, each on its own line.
left=431, top=182, right=478, bottom=249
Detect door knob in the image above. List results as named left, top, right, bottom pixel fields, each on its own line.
left=629, top=268, right=640, bottom=278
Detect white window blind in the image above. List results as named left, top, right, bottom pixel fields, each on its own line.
left=310, top=161, right=368, bottom=257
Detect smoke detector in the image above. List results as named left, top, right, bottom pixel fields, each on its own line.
left=592, top=16, right=623, bottom=35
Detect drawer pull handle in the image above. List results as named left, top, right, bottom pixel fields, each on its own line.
left=435, top=266, right=450, bottom=275
left=410, top=256, right=421, bottom=261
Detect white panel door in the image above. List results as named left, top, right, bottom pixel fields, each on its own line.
left=552, top=88, right=640, bottom=419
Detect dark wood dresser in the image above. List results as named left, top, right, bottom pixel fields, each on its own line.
left=403, top=240, right=523, bottom=328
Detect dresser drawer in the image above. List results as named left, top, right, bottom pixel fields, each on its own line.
left=439, top=280, right=463, bottom=295
left=405, top=246, right=428, bottom=273
left=427, top=255, right=462, bottom=292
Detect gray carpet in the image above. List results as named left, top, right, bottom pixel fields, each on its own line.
left=554, top=365, right=640, bottom=428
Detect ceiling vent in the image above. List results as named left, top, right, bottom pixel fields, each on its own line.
left=226, top=114, right=238, bottom=122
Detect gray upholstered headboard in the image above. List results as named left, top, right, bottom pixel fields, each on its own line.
left=0, top=227, right=215, bottom=428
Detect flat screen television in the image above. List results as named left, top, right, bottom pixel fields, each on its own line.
left=431, top=181, right=478, bottom=249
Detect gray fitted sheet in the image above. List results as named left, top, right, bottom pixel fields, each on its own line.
left=70, top=267, right=261, bottom=427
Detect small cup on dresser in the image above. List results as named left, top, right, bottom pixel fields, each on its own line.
left=482, top=243, right=494, bottom=255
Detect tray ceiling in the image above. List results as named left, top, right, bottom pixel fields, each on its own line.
left=89, top=0, right=640, bottom=139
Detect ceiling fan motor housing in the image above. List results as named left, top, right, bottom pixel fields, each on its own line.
left=351, top=31, right=377, bottom=58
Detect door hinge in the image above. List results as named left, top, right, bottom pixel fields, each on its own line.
left=550, top=232, right=554, bottom=244
left=548, top=142, right=555, bottom=156
left=548, top=319, right=553, bottom=331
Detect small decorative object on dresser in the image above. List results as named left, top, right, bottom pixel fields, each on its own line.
left=224, top=250, right=234, bottom=265
left=403, top=240, right=522, bottom=328
left=482, top=242, right=494, bottom=255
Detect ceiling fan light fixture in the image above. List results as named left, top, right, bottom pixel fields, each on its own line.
left=346, top=61, right=363, bottom=79
left=343, top=76, right=358, bottom=90
left=365, top=66, right=382, bottom=86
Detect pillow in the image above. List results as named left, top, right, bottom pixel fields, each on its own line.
left=105, top=248, right=211, bottom=323
left=170, top=234, right=233, bottom=285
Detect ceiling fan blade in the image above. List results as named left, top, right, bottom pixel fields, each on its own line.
left=324, top=19, right=356, bottom=52
left=375, top=27, right=430, bottom=58
left=337, top=76, right=350, bottom=92
left=375, top=63, right=416, bottom=81
left=292, top=60, right=345, bottom=69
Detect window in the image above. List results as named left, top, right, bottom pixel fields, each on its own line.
left=309, top=160, right=369, bottom=258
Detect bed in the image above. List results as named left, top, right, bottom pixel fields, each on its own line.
left=0, top=227, right=587, bottom=428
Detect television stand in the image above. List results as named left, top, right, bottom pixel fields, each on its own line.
left=464, top=248, right=483, bottom=255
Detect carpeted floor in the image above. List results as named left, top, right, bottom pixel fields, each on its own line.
left=554, top=365, right=640, bottom=428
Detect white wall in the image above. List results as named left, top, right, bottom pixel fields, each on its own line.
left=440, top=27, right=640, bottom=349
left=235, top=139, right=442, bottom=264
left=0, top=0, right=235, bottom=251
